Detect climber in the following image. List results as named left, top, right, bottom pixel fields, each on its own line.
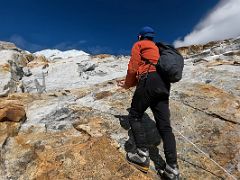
left=118, top=26, right=180, bottom=180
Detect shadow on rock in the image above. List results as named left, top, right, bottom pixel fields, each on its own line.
left=115, top=112, right=166, bottom=171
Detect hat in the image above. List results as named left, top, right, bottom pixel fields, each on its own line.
left=139, top=26, right=155, bottom=38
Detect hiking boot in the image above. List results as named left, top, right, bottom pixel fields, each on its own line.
left=157, top=168, right=165, bottom=178
left=161, top=163, right=180, bottom=180
left=127, top=148, right=150, bottom=173
left=155, top=161, right=166, bottom=177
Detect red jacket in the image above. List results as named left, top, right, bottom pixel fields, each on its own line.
left=125, top=40, right=160, bottom=88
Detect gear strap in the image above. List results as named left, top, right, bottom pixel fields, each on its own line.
left=141, top=58, right=157, bottom=86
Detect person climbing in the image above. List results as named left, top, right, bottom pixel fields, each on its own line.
left=118, top=26, right=180, bottom=180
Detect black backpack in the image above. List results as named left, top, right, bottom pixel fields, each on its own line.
left=143, top=42, right=184, bottom=83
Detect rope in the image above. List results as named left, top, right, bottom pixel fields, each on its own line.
left=177, top=156, right=224, bottom=180
left=172, top=126, right=237, bottom=180
left=76, top=99, right=237, bottom=179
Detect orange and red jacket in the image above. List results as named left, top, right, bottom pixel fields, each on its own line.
left=125, top=40, right=160, bottom=88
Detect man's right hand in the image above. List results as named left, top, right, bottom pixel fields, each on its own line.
left=117, top=80, right=125, bottom=87
left=117, top=79, right=130, bottom=89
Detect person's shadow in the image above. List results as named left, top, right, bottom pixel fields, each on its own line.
left=115, top=110, right=166, bottom=171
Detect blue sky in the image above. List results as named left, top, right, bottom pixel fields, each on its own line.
left=1, top=0, right=237, bottom=55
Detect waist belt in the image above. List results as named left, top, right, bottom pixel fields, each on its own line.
left=138, top=71, right=157, bottom=87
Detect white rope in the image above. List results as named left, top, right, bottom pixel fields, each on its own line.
left=172, top=126, right=237, bottom=180
left=75, top=103, right=237, bottom=180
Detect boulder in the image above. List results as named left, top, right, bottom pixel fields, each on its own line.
left=0, top=41, right=18, bottom=51
left=92, top=54, right=112, bottom=59
left=27, top=55, right=49, bottom=68
left=0, top=50, right=33, bottom=93
left=0, top=100, right=26, bottom=122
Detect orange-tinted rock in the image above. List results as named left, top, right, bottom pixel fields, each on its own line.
left=27, top=55, right=49, bottom=68
left=0, top=100, right=26, bottom=122
left=1, top=127, right=156, bottom=180
left=94, top=90, right=113, bottom=100
left=0, top=41, right=17, bottom=50
left=178, top=83, right=240, bottom=124
left=0, top=63, right=10, bottom=72
left=24, top=53, right=35, bottom=62
left=177, top=44, right=204, bottom=57
left=93, top=54, right=112, bottom=59
left=0, top=121, right=22, bottom=148
left=177, top=46, right=190, bottom=57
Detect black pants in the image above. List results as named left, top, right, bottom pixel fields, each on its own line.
left=128, top=72, right=177, bottom=165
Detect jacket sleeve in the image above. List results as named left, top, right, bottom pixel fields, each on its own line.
left=124, top=43, right=141, bottom=88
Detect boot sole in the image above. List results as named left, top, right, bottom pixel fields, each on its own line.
left=127, top=159, right=149, bottom=173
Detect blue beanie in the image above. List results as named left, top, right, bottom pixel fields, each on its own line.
left=139, top=26, right=155, bottom=38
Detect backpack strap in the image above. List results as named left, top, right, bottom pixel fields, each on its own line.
left=156, top=42, right=181, bottom=55
left=139, top=46, right=158, bottom=86
left=141, top=58, right=156, bottom=76
left=140, top=58, right=157, bottom=86
left=142, top=58, right=156, bottom=66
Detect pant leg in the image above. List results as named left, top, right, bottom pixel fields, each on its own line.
left=129, top=79, right=151, bottom=149
left=150, top=100, right=177, bottom=165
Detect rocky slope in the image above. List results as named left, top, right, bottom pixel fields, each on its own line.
left=0, top=38, right=240, bottom=180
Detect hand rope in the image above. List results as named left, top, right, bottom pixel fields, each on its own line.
left=172, top=126, right=237, bottom=180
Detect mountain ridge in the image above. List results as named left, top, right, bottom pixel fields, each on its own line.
left=0, top=37, right=239, bottom=179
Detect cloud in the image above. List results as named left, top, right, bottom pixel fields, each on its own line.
left=174, top=0, right=240, bottom=47
left=9, top=34, right=44, bottom=52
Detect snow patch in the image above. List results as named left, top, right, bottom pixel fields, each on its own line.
left=34, top=49, right=89, bottom=60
